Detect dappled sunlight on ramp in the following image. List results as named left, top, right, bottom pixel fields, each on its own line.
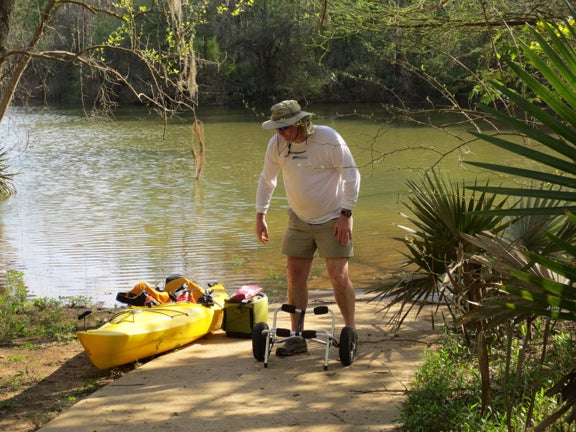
left=38, top=298, right=442, bottom=432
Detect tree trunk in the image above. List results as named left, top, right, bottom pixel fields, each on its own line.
left=0, top=0, right=15, bottom=59
left=0, top=0, right=57, bottom=123
left=0, top=0, right=16, bottom=125
left=477, top=327, right=492, bottom=411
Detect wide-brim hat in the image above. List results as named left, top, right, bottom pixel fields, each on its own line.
left=262, top=100, right=313, bottom=130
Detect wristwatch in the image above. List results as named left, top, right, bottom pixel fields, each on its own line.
left=340, top=209, right=352, bottom=218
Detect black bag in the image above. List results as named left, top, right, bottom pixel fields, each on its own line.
left=222, top=293, right=268, bottom=338
left=116, top=291, right=156, bottom=306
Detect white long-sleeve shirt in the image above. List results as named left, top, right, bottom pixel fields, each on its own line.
left=256, top=125, right=360, bottom=224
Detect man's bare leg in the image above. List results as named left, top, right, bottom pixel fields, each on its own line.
left=326, top=257, right=355, bottom=327
left=286, top=256, right=313, bottom=331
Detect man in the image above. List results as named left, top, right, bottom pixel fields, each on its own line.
left=255, top=99, right=361, bottom=357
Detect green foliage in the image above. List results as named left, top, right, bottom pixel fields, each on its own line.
left=467, top=20, right=576, bottom=215
left=464, top=13, right=576, bottom=321
left=456, top=7, right=576, bottom=430
left=318, top=0, right=571, bottom=106
left=402, top=324, right=575, bottom=431
left=472, top=17, right=576, bottom=105
left=503, top=195, right=576, bottom=255
left=402, top=332, right=479, bottom=431
left=0, top=271, right=89, bottom=343
left=4, top=0, right=261, bottom=114
left=500, top=218, right=576, bottom=321
left=388, top=14, right=576, bottom=429
left=5, top=0, right=573, bottom=108
left=217, top=0, right=254, bottom=16
left=195, top=36, right=223, bottom=62
left=202, top=0, right=324, bottom=101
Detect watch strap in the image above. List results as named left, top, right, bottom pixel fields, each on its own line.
left=340, top=209, right=352, bottom=217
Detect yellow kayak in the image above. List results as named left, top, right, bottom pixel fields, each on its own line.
left=77, top=283, right=228, bottom=369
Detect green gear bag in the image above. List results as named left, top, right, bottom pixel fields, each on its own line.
left=222, top=293, right=268, bottom=338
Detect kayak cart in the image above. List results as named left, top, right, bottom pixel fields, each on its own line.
left=252, top=303, right=357, bottom=370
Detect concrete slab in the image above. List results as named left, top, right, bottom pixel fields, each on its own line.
left=38, top=294, right=441, bottom=432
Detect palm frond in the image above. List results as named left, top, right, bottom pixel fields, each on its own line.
left=459, top=229, right=575, bottom=324
left=370, top=170, right=507, bottom=327
left=0, top=149, right=16, bottom=199
left=466, top=20, right=576, bottom=216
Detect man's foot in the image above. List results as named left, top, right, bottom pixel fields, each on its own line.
left=276, top=337, right=308, bottom=357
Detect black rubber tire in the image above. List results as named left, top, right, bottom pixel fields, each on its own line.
left=339, top=326, right=357, bottom=366
left=252, top=322, right=269, bottom=362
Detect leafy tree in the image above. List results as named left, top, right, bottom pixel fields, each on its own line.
left=196, top=0, right=326, bottom=103
left=0, top=0, right=255, bottom=180
left=318, top=0, right=572, bottom=107
left=1, top=0, right=208, bottom=118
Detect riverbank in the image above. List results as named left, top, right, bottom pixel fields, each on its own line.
left=0, top=306, right=126, bottom=432
left=1, top=294, right=442, bottom=432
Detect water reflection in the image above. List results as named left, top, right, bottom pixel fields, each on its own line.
left=0, top=107, right=519, bottom=306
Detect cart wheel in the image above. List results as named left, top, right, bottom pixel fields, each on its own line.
left=252, top=322, right=269, bottom=362
left=339, top=326, right=357, bottom=366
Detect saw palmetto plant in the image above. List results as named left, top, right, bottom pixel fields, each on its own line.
left=378, top=7, right=576, bottom=429
left=463, top=10, right=576, bottom=430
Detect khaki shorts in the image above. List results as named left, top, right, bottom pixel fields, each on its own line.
left=281, top=210, right=354, bottom=259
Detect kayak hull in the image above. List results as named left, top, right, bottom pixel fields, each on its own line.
left=77, top=284, right=228, bottom=369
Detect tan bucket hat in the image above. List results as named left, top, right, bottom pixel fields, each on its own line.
left=262, top=100, right=313, bottom=130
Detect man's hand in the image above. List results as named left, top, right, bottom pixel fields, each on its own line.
left=256, top=213, right=269, bottom=243
left=334, top=215, right=353, bottom=245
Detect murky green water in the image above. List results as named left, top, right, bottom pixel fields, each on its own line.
left=0, top=106, right=526, bottom=306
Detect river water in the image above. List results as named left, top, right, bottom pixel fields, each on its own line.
left=0, top=105, right=521, bottom=306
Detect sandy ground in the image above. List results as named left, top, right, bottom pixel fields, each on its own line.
left=37, top=293, right=442, bottom=432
